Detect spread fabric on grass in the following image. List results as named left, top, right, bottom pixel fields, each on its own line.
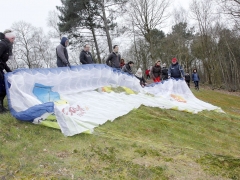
left=5, top=64, right=223, bottom=136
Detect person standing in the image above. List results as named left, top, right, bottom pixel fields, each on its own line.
left=168, top=58, right=184, bottom=79
left=122, top=61, right=134, bottom=75
left=192, top=69, right=200, bottom=90
left=185, top=73, right=191, bottom=87
left=151, top=60, right=161, bottom=83
left=79, top=44, right=94, bottom=64
left=0, top=29, right=14, bottom=60
left=106, top=45, right=121, bottom=69
left=145, top=68, right=150, bottom=79
left=0, top=33, right=4, bottom=40
left=56, top=37, right=70, bottom=67
left=135, top=68, right=147, bottom=87
left=161, top=63, right=168, bottom=81
left=120, top=59, right=125, bottom=69
left=0, top=32, right=15, bottom=113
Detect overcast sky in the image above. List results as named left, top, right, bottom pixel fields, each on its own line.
left=0, top=0, right=62, bottom=32
left=0, top=0, right=192, bottom=34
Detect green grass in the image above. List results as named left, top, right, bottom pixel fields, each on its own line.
left=0, top=88, right=240, bottom=179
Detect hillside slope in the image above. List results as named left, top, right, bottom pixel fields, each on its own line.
left=0, top=89, right=239, bottom=179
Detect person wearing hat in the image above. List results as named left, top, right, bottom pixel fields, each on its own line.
left=0, top=31, right=15, bottom=113
left=0, top=29, right=14, bottom=60
left=135, top=68, right=147, bottom=87
left=161, top=63, right=168, bottom=81
left=151, top=60, right=161, bottom=82
left=56, top=37, right=71, bottom=67
left=122, top=61, right=134, bottom=75
left=168, top=58, right=184, bottom=79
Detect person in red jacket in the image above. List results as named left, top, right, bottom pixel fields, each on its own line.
left=145, top=68, right=150, bottom=79
left=120, top=58, right=125, bottom=69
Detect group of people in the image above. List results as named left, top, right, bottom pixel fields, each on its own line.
left=0, top=34, right=200, bottom=113
left=56, top=37, right=201, bottom=89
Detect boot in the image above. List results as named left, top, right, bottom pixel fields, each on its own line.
left=0, top=99, right=8, bottom=113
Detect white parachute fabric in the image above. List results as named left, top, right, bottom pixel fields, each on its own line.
left=5, top=65, right=223, bottom=136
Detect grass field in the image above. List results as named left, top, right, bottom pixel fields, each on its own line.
left=0, top=88, right=240, bottom=179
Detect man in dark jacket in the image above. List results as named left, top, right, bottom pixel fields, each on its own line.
left=161, top=63, right=168, bottom=81
left=56, top=37, right=70, bottom=67
left=106, top=45, right=121, bottom=69
left=168, top=58, right=184, bottom=79
left=122, top=61, right=134, bottom=75
left=79, top=44, right=94, bottom=64
left=0, top=32, right=15, bottom=113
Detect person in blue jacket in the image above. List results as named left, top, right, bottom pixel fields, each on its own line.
left=192, top=69, right=200, bottom=90
left=168, top=58, right=184, bottom=79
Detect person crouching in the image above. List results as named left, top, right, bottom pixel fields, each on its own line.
left=135, top=68, right=147, bottom=87
left=122, top=61, right=134, bottom=75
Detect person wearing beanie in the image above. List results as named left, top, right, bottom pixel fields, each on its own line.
left=122, top=61, right=134, bottom=75
left=192, top=69, right=200, bottom=90
left=135, top=68, right=147, bottom=87
left=168, top=58, right=185, bottom=79
left=150, top=60, right=161, bottom=83
left=56, top=37, right=70, bottom=67
left=161, top=63, right=168, bottom=81
left=0, top=29, right=14, bottom=58
left=0, top=31, right=15, bottom=113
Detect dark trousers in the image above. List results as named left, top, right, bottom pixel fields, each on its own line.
left=194, top=81, right=199, bottom=90
left=185, top=80, right=190, bottom=87
left=0, top=71, right=6, bottom=104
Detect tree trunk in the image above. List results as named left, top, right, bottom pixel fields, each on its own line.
left=101, top=1, right=112, bottom=53
left=90, top=26, right=101, bottom=63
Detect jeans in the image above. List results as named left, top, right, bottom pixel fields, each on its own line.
left=0, top=71, right=6, bottom=97
left=194, top=81, right=199, bottom=90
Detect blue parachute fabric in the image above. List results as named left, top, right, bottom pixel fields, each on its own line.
left=5, top=71, right=54, bottom=122
left=9, top=102, right=54, bottom=122
left=33, top=83, right=60, bottom=103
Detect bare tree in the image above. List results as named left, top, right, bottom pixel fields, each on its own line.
left=12, top=21, right=54, bottom=69
left=190, top=0, right=218, bottom=84
left=47, top=10, right=62, bottom=40
left=218, top=0, right=240, bottom=27
left=128, top=0, right=171, bottom=61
